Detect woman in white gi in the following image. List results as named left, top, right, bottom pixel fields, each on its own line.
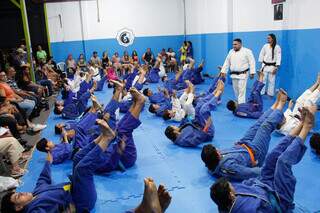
left=259, top=34, right=281, bottom=97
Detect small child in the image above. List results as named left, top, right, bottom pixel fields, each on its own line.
left=36, top=132, right=72, bottom=164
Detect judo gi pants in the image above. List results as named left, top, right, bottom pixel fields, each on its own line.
left=293, top=89, right=320, bottom=115
left=73, top=112, right=141, bottom=173
left=239, top=109, right=284, bottom=166
left=247, top=80, right=265, bottom=112
left=259, top=136, right=307, bottom=211
left=261, top=67, right=276, bottom=96
left=72, top=144, right=109, bottom=212
left=194, top=94, right=218, bottom=136
left=232, top=77, right=247, bottom=104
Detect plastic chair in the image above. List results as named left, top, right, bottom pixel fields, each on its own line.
left=57, top=62, right=66, bottom=73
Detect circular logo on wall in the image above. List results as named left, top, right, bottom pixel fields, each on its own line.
left=116, top=28, right=135, bottom=47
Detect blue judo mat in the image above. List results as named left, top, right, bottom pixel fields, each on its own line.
left=18, top=77, right=320, bottom=213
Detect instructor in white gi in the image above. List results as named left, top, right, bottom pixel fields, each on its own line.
left=220, top=38, right=256, bottom=104
left=259, top=33, right=281, bottom=96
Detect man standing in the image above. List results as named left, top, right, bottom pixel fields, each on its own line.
left=220, top=38, right=256, bottom=104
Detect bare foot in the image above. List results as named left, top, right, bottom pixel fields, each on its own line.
left=135, top=178, right=162, bottom=213
left=303, top=109, right=315, bottom=129
left=129, top=87, right=145, bottom=104
left=157, top=185, right=172, bottom=212
left=110, top=80, right=124, bottom=91
left=117, top=136, right=127, bottom=155
left=217, top=80, right=225, bottom=91
left=96, top=119, right=115, bottom=139
left=279, top=89, right=288, bottom=103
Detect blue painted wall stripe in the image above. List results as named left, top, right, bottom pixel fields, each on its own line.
left=51, top=28, right=320, bottom=100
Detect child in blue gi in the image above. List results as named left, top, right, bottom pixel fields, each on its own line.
left=149, top=97, right=172, bottom=117
left=146, top=58, right=161, bottom=83
left=190, top=59, right=205, bottom=85
left=143, top=87, right=168, bottom=104
left=73, top=81, right=122, bottom=149
left=210, top=106, right=316, bottom=212
left=73, top=87, right=145, bottom=174
left=226, top=72, right=265, bottom=119
left=201, top=90, right=288, bottom=181
left=161, top=72, right=182, bottom=95
left=120, top=70, right=146, bottom=113
left=36, top=131, right=72, bottom=165
left=1, top=116, right=119, bottom=212
left=54, top=81, right=96, bottom=119
left=164, top=80, right=224, bottom=147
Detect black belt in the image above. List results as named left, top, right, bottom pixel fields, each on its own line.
left=263, top=61, right=277, bottom=66
left=230, top=68, right=249, bottom=75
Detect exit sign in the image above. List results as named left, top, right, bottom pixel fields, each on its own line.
left=272, top=0, right=286, bottom=3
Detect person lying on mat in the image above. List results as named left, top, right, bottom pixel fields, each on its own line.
left=0, top=116, right=123, bottom=213
left=210, top=106, right=316, bottom=212
left=146, top=57, right=162, bottom=83
left=54, top=80, right=97, bottom=119
left=143, top=87, right=168, bottom=104
left=164, top=80, right=224, bottom=147
left=123, top=62, right=139, bottom=90
left=36, top=131, right=72, bottom=165
left=161, top=66, right=185, bottom=94
left=201, top=90, right=287, bottom=180
left=119, top=68, right=147, bottom=113
left=55, top=80, right=122, bottom=151
left=73, top=87, right=144, bottom=174
left=162, top=81, right=195, bottom=122
left=126, top=178, right=172, bottom=213
left=189, top=59, right=204, bottom=85
left=226, top=71, right=265, bottom=119
left=131, top=65, right=148, bottom=91
left=277, top=73, right=320, bottom=135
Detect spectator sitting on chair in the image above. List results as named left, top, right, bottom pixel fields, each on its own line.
left=77, top=53, right=87, bottom=72
left=0, top=126, right=29, bottom=178
left=36, top=45, right=47, bottom=64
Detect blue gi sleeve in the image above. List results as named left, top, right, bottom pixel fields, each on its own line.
left=235, top=110, right=263, bottom=119
left=52, top=143, right=72, bottom=165
left=35, top=161, right=52, bottom=189
left=219, top=163, right=261, bottom=180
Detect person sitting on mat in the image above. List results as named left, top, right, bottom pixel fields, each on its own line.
left=277, top=73, right=320, bottom=135
left=162, top=81, right=195, bottom=122
left=226, top=71, right=265, bottom=119
left=0, top=115, right=123, bottom=212
left=73, top=87, right=145, bottom=174
left=164, top=80, right=224, bottom=147
left=201, top=90, right=287, bottom=180
left=127, top=177, right=172, bottom=213
left=210, top=106, right=316, bottom=212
